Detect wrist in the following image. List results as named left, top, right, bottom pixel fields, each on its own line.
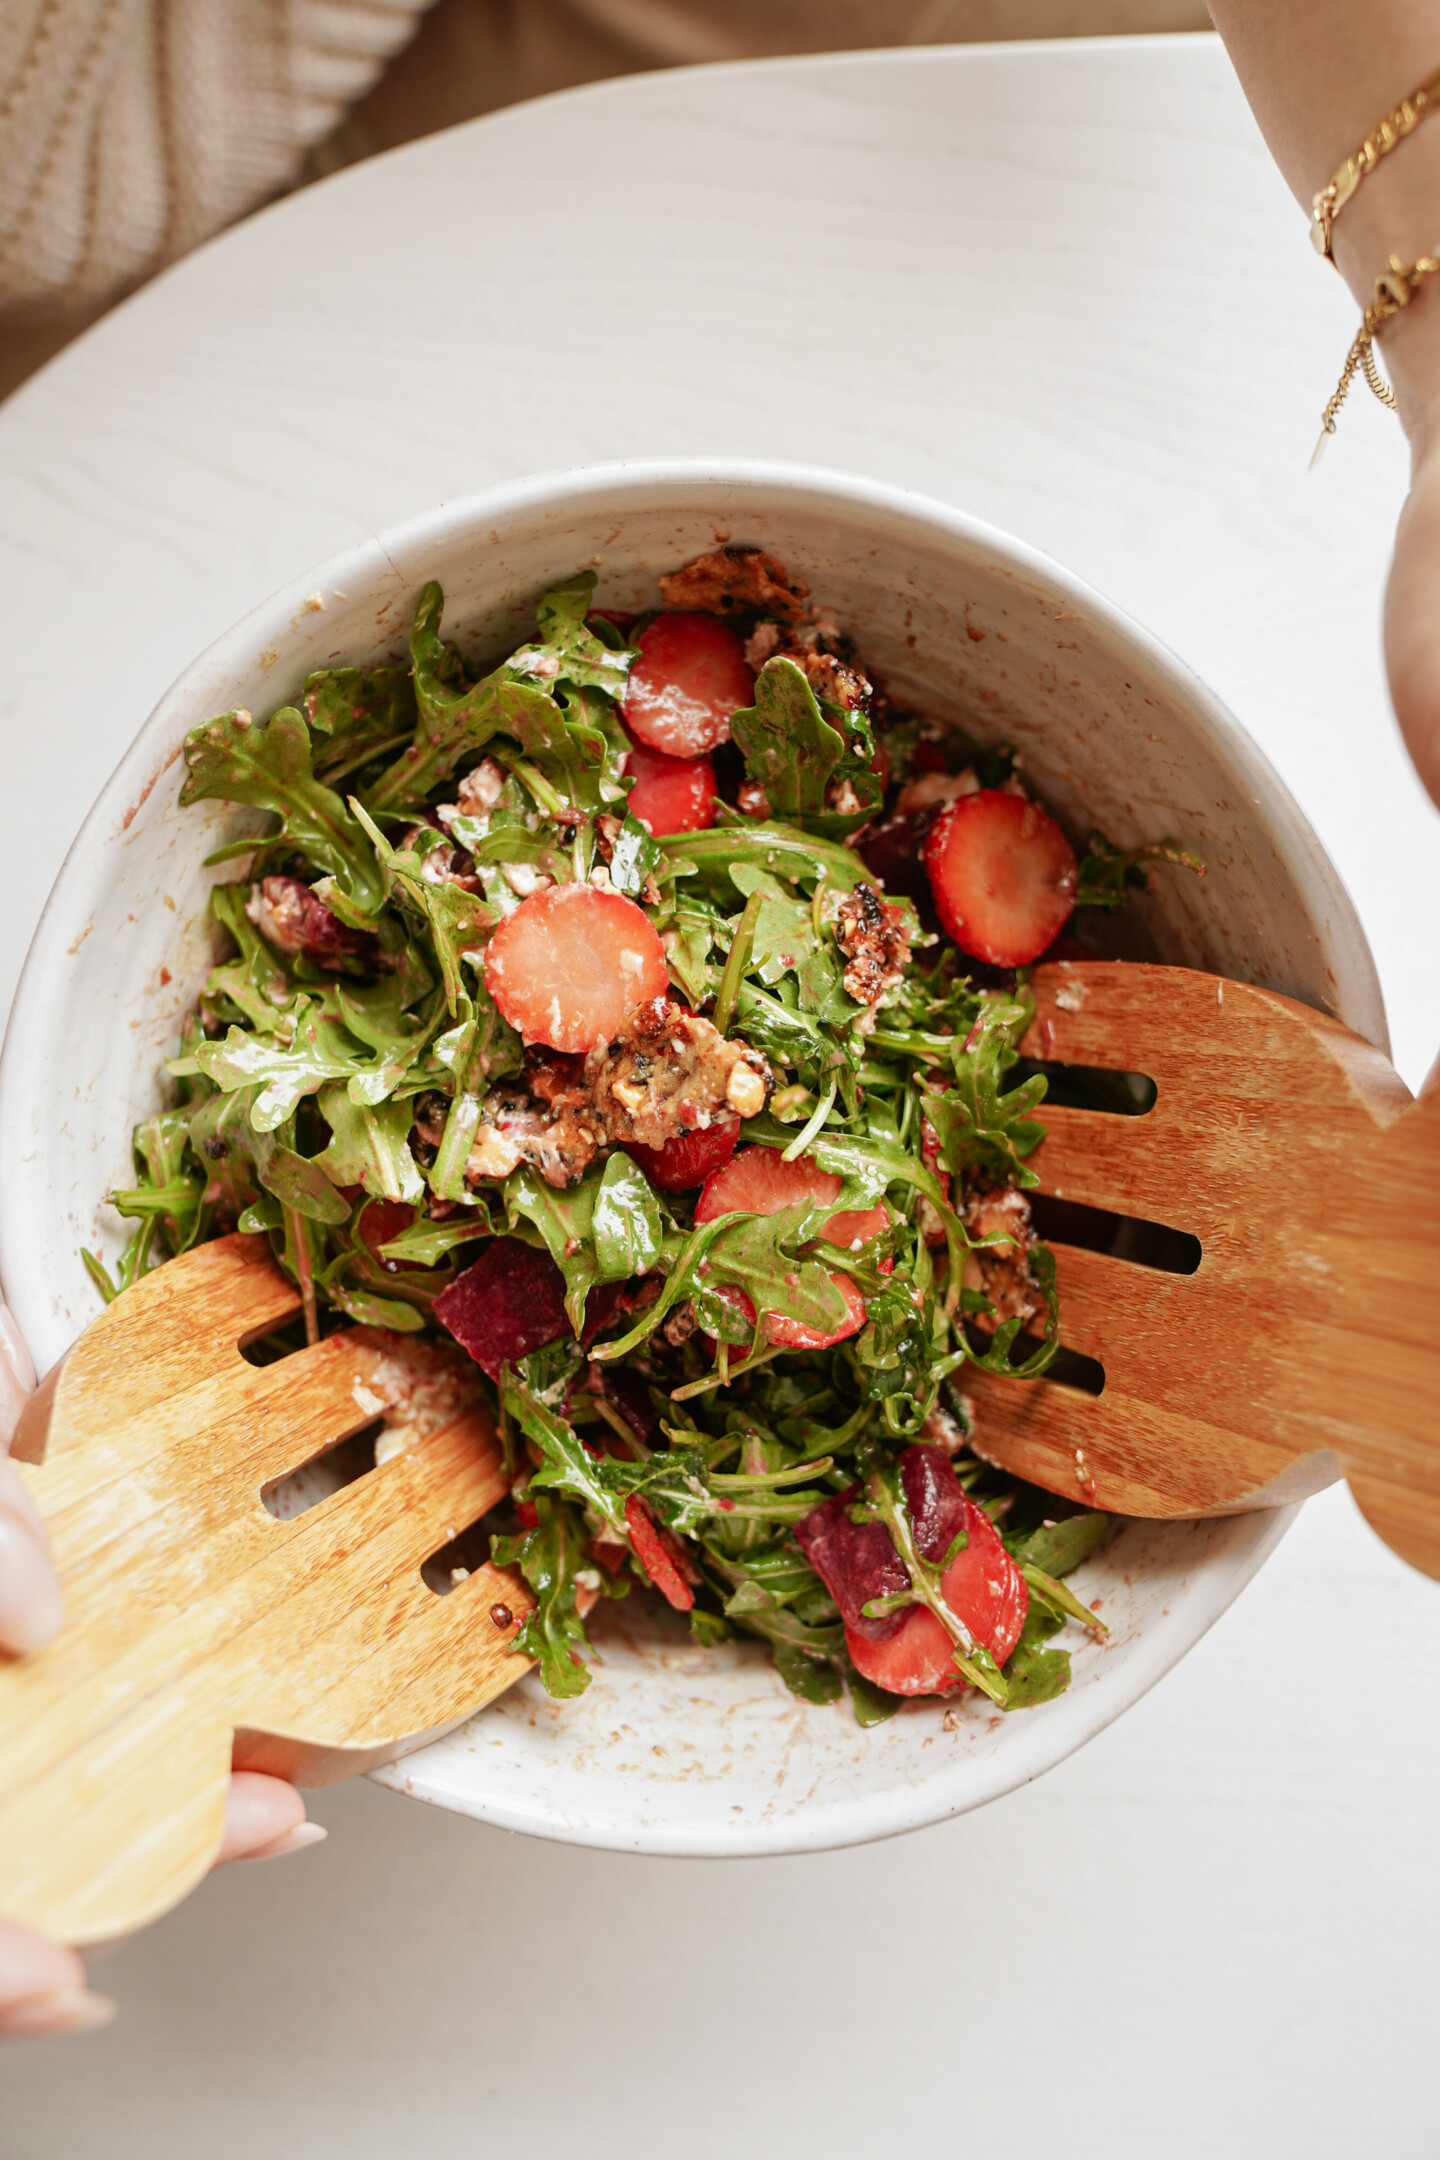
left=1329, top=118, right=1440, bottom=456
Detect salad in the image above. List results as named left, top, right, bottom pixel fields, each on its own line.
left=94, top=546, right=1198, bottom=1724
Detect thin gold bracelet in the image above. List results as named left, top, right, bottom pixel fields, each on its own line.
left=1311, top=66, right=1440, bottom=261
left=1313, top=251, right=1440, bottom=462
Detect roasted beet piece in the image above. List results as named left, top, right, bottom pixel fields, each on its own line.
left=857, top=811, right=935, bottom=914
left=250, top=874, right=380, bottom=964
left=794, top=1491, right=911, bottom=1644
left=434, top=1239, right=572, bottom=1379
left=596, top=1362, right=659, bottom=1447
left=901, top=1444, right=972, bottom=1565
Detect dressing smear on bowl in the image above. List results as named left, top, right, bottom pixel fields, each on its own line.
left=89, top=545, right=1199, bottom=1725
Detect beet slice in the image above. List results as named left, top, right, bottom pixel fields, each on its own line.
left=901, top=1444, right=972, bottom=1565
left=434, top=1239, right=571, bottom=1379
left=794, top=1490, right=911, bottom=1644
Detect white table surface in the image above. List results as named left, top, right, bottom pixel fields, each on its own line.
left=1, top=36, right=1437, bottom=2158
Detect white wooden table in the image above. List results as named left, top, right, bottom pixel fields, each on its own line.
left=2, top=37, right=1437, bottom=2158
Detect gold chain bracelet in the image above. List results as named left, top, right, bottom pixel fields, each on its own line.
left=1313, top=251, right=1440, bottom=462
left=1311, top=66, right=1440, bottom=261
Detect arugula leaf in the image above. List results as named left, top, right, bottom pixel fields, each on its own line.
left=366, top=583, right=584, bottom=812
left=701, top=1206, right=851, bottom=1340
left=772, top=1643, right=844, bottom=1705
left=204, top=883, right=295, bottom=1031
left=527, top=571, right=634, bottom=701
left=1009, top=1509, right=1110, bottom=1578
left=501, top=1370, right=627, bottom=1532
left=729, top=659, right=883, bottom=836
left=999, top=1603, right=1071, bottom=1710
left=176, top=1000, right=368, bottom=1132
left=668, top=820, right=870, bottom=896
left=491, top=1494, right=595, bottom=1700
left=1075, top=831, right=1205, bottom=910
left=303, top=663, right=418, bottom=785
left=728, top=863, right=852, bottom=1022
left=843, top=1656, right=902, bottom=1727
left=182, top=1082, right=349, bottom=1227
left=607, top=812, right=662, bottom=900
left=592, top=1153, right=663, bottom=1279
left=315, top=1084, right=424, bottom=1203
left=926, top=992, right=1048, bottom=1188
left=180, top=708, right=386, bottom=915
left=505, top=1167, right=600, bottom=1336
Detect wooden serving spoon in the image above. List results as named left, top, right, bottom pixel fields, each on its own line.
left=0, top=1233, right=532, bottom=1945
left=964, top=960, right=1440, bottom=1577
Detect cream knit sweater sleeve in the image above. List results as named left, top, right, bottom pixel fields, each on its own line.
left=0, top=0, right=435, bottom=316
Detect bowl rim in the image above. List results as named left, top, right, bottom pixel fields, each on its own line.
left=0, top=456, right=1376, bottom=1852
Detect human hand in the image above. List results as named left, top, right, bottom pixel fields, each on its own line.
left=0, top=1308, right=325, bottom=2037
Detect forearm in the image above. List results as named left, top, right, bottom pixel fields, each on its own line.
left=1210, top=0, right=1440, bottom=450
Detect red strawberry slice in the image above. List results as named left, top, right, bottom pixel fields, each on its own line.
left=621, top=725, right=717, bottom=836
left=694, top=1147, right=887, bottom=1350
left=357, top=1197, right=420, bottom=1271
left=796, top=1446, right=1028, bottom=1697
left=484, top=882, right=669, bottom=1053
left=701, top=1274, right=868, bottom=1353
left=624, top=1117, right=739, bottom=1193
left=924, top=788, right=1077, bottom=968
left=622, top=613, right=755, bottom=758
left=624, top=1494, right=695, bottom=1611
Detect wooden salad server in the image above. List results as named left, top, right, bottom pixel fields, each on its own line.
left=0, top=1234, right=531, bottom=1945
left=965, top=960, right=1440, bottom=1577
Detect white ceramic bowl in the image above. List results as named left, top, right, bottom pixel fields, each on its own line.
left=0, top=461, right=1386, bottom=1856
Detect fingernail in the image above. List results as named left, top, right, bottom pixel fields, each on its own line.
left=239, top=1822, right=328, bottom=1864
left=0, top=1507, right=65, bottom=1653
left=0, top=1986, right=116, bottom=2037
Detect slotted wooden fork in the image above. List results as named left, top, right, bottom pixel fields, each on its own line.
left=0, top=1235, right=531, bottom=1945
left=965, top=960, right=1440, bottom=1576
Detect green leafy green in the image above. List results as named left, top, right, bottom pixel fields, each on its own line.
left=592, top=1152, right=663, bottom=1279
left=728, top=659, right=883, bottom=836
left=1074, top=831, right=1205, bottom=910
left=180, top=707, right=386, bottom=915
left=491, top=1494, right=597, bottom=1700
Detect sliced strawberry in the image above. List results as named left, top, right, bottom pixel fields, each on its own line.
left=622, top=612, right=755, bottom=758
left=357, top=1197, right=419, bottom=1272
left=701, top=1273, right=868, bottom=1353
left=924, top=789, right=1077, bottom=967
left=621, top=725, right=717, bottom=835
left=624, top=1494, right=695, bottom=1611
left=695, top=1146, right=888, bottom=1247
left=796, top=1447, right=1028, bottom=1698
left=625, top=1117, right=739, bottom=1193
left=694, top=1147, right=887, bottom=1350
left=484, top=882, right=669, bottom=1053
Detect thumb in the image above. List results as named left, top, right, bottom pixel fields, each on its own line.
left=1385, top=443, right=1440, bottom=815
left=0, top=1304, right=62, bottom=1655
